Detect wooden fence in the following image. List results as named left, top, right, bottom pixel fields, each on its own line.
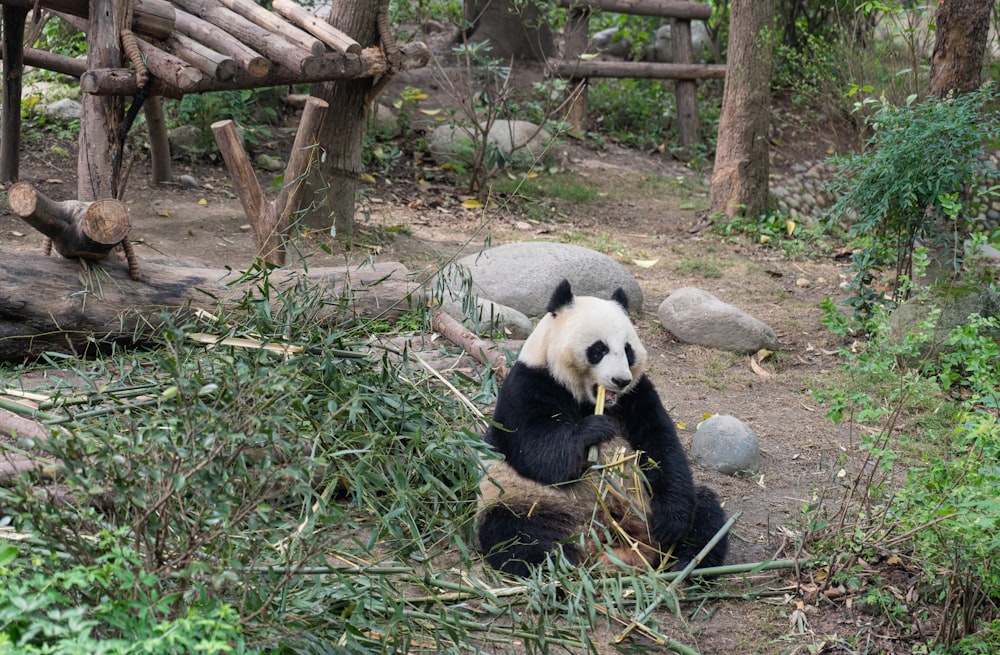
left=554, top=0, right=726, bottom=150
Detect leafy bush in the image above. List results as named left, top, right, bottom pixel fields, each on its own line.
left=824, top=85, right=1000, bottom=321
left=816, top=286, right=1000, bottom=652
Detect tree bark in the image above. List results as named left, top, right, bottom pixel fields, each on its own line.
left=8, top=183, right=130, bottom=259
left=77, top=0, right=125, bottom=202
left=709, top=0, right=775, bottom=220
left=928, top=0, right=992, bottom=97
left=0, top=4, right=27, bottom=183
left=0, top=250, right=418, bottom=363
left=463, top=0, right=554, bottom=61
left=305, top=0, right=380, bottom=237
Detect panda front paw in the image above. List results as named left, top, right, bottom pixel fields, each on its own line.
left=578, top=414, right=617, bottom=448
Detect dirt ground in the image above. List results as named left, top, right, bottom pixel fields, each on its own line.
left=0, top=67, right=923, bottom=653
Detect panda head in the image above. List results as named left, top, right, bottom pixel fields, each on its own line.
left=519, top=279, right=648, bottom=407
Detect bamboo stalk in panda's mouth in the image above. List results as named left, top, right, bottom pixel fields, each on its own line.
left=588, top=385, right=607, bottom=463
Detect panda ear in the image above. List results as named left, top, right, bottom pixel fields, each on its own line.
left=611, top=287, right=629, bottom=312
left=547, top=279, right=574, bottom=314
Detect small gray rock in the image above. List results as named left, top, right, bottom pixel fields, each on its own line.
left=691, top=415, right=761, bottom=475
left=658, top=287, right=778, bottom=353
left=439, top=298, right=532, bottom=340
left=429, top=120, right=550, bottom=160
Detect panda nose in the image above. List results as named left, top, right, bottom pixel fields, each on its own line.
left=611, top=376, right=631, bottom=389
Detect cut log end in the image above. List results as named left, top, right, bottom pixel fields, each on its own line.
left=85, top=200, right=132, bottom=245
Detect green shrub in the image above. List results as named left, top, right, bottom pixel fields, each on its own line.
left=816, top=284, right=1000, bottom=652
left=825, top=86, right=1000, bottom=321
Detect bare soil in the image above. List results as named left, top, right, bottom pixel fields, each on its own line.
left=0, top=74, right=927, bottom=654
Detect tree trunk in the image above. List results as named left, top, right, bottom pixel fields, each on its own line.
left=928, top=0, right=992, bottom=97
left=0, top=249, right=418, bottom=363
left=303, top=0, right=379, bottom=237
left=709, top=0, right=775, bottom=220
left=0, top=4, right=26, bottom=183
left=463, top=0, right=555, bottom=61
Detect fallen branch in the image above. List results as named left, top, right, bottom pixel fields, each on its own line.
left=431, top=309, right=510, bottom=381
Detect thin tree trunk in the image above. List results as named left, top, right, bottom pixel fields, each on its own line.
left=0, top=4, right=26, bottom=183
left=304, top=0, right=380, bottom=237
left=709, top=0, right=775, bottom=220
left=928, top=0, right=992, bottom=97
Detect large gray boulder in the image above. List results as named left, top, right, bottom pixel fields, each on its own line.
left=657, top=287, right=778, bottom=353
left=450, top=242, right=643, bottom=317
left=429, top=120, right=550, bottom=160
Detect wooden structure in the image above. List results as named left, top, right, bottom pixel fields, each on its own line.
left=0, top=0, right=429, bottom=267
left=554, top=0, right=726, bottom=152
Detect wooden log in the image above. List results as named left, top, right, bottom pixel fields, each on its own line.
left=1, top=5, right=27, bottom=183
left=164, top=32, right=238, bottom=81
left=271, top=0, right=361, bottom=55
left=554, top=0, right=710, bottom=19
left=553, top=60, right=726, bottom=80
left=431, top=310, right=510, bottom=381
left=0, top=251, right=421, bottom=363
left=211, top=119, right=273, bottom=261
left=274, top=96, right=329, bottom=248
left=136, top=37, right=206, bottom=92
left=216, top=0, right=326, bottom=57
left=80, top=41, right=428, bottom=96
left=172, top=0, right=321, bottom=77
left=18, top=47, right=87, bottom=77
left=174, top=8, right=269, bottom=78
left=2, top=0, right=175, bottom=39
left=8, top=182, right=131, bottom=260
left=144, top=95, right=172, bottom=183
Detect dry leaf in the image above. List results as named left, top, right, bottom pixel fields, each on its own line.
left=786, top=219, right=796, bottom=235
left=749, top=356, right=772, bottom=378
left=198, top=198, right=208, bottom=206
left=359, top=173, right=377, bottom=184
left=633, top=258, right=659, bottom=269
left=460, top=198, right=483, bottom=209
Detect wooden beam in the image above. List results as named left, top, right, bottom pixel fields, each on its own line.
left=271, top=0, right=361, bottom=55
left=174, top=8, right=269, bottom=78
left=172, top=0, right=321, bottom=76
left=2, top=0, right=175, bottom=39
left=216, top=0, right=326, bottom=57
left=80, top=42, right=429, bottom=96
left=554, top=0, right=711, bottom=20
left=164, top=32, right=238, bottom=81
left=553, top=60, right=726, bottom=80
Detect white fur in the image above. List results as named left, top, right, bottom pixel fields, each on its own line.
left=518, top=294, right=648, bottom=404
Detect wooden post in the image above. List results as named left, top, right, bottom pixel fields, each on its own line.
left=210, top=96, right=328, bottom=265
left=563, top=7, right=590, bottom=132
left=144, top=95, right=172, bottom=183
left=671, top=18, right=700, bottom=153
left=78, top=0, right=126, bottom=201
left=0, top=5, right=27, bottom=183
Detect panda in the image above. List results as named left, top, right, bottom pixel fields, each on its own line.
left=476, top=279, right=728, bottom=577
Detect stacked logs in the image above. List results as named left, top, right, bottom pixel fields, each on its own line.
left=6, top=0, right=428, bottom=98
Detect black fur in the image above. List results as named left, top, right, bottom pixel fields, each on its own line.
left=546, top=279, right=574, bottom=315
left=478, top=365, right=728, bottom=575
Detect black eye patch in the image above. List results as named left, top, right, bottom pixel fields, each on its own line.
left=625, top=343, right=636, bottom=366
left=586, top=341, right=609, bottom=365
